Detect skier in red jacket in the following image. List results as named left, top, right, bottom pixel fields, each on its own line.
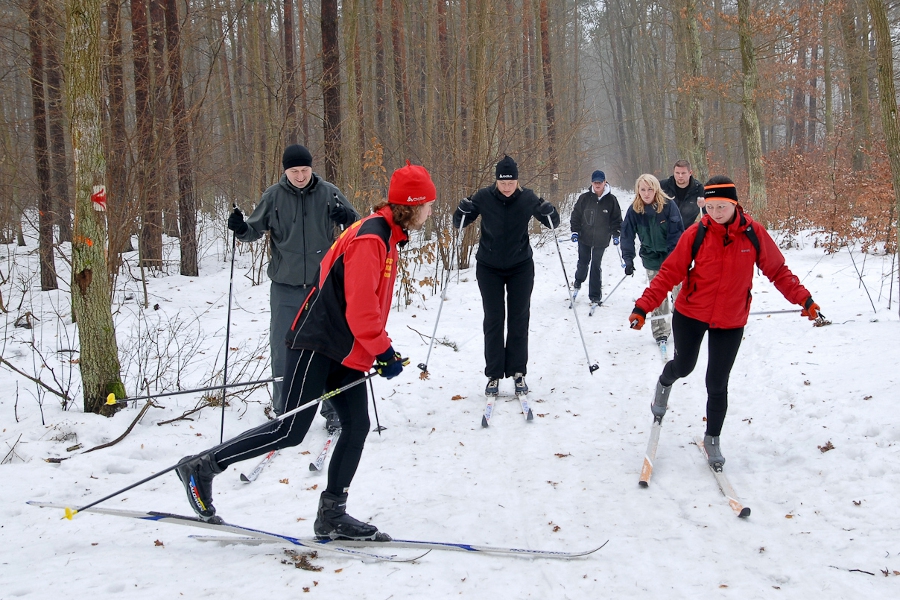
left=628, top=175, right=823, bottom=468
left=175, top=162, right=436, bottom=541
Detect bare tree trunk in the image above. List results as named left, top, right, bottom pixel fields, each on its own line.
left=823, top=2, right=834, bottom=135
left=43, top=1, right=72, bottom=244
left=132, top=0, right=161, bottom=267
left=28, top=0, right=58, bottom=291
left=321, top=0, right=341, bottom=183
left=150, top=0, right=177, bottom=239
left=374, top=0, right=387, bottom=142
left=867, top=0, right=900, bottom=290
left=65, top=0, right=124, bottom=415
left=105, top=0, right=133, bottom=287
left=539, top=0, right=557, bottom=196
left=164, top=0, right=197, bottom=276
left=297, top=0, right=309, bottom=142
left=283, top=0, right=298, bottom=143
left=841, top=0, right=871, bottom=170
left=737, top=0, right=766, bottom=215
left=390, top=0, right=410, bottom=156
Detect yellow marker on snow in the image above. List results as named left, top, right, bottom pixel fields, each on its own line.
left=106, top=393, right=116, bottom=405
left=64, top=507, right=77, bottom=520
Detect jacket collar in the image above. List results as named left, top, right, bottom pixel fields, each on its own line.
left=279, top=172, right=321, bottom=195
left=376, top=205, right=410, bottom=247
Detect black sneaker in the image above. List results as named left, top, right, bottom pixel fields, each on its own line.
left=513, top=372, right=528, bottom=395
left=485, top=378, right=500, bottom=396
left=314, top=491, right=391, bottom=541
left=175, top=453, right=224, bottom=523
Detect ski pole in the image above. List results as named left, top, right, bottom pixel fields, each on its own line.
left=552, top=234, right=599, bottom=374
left=64, top=370, right=384, bottom=520
left=616, top=243, right=626, bottom=268
left=601, top=273, right=628, bottom=306
left=105, top=377, right=283, bottom=406
left=369, top=377, right=385, bottom=435
left=418, top=222, right=465, bottom=378
left=220, top=203, right=239, bottom=444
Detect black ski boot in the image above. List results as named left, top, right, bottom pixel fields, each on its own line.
left=650, top=379, right=672, bottom=421
left=314, top=491, right=391, bottom=541
left=175, top=452, right=224, bottom=524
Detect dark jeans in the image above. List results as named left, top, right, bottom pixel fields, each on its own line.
left=215, top=349, right=369, bottom=494
left=573, top=242, right=606, bottom=302
left=476, top=259, right=534, bottom=379
left=659, top=310, right=744, bottom=437
left=270, top=281, right=335, bottom=420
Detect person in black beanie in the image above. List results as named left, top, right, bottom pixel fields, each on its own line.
left=227, top=144, right=359, bottom=427
left=452, top=155, right=560, bottom=397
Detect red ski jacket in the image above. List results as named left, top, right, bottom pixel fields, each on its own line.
left=287, top=205, right=407, bottom=371
left=635, top=208, right=811, bottom=329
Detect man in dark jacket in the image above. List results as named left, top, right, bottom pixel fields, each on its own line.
left=660, top=159, right=705, bottom=225
left=227, top=144, right=359, bottom=424
left=570, top=170, right=623, bottom=307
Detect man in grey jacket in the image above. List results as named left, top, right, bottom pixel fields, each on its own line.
left=227, top=144, right=359, bottom=427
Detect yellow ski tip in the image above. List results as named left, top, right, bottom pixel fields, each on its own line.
left=64, top=507, right=77, bottom=520
left=106, top=393, right=117, bottom=405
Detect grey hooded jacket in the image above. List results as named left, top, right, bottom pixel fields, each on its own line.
left=237, top=173, right=359, bottom=286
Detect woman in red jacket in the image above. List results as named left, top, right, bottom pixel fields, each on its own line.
left=628, top=175, right=823, bottom=468
left=175, top=162, right=436, bottom=541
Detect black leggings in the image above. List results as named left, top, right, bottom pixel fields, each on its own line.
left=659, top=310, right=743, bottom=437
left=213, top=348, right=369, bottom=495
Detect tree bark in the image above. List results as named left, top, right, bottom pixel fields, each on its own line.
left=164, top=0, right=197, bottom=276
left=43, top=1, right=72, bottom=243
left=539, top=0, right=558, bottom=196
left=131, top=0, right=161, bottom=267
left=64, top=0, right=124, bottom=414
left=737, top=0, right=766, bottom=215
left=28, top=0, right=58, bottom=291
left=867, top=0, right=900, bottom=289
left=283, top=0, right=298, bottom=143
left=840, top=0, right=871, bottom=170
left=321, top=0, right=341, bottom=183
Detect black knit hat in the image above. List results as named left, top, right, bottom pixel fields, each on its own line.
left=496, top=155, right=518, bottom=180
left=283, top=144, right=313, bottom=170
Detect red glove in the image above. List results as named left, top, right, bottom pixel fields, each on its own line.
left=801, top=297, right=820, bottom=320
left=629, top=307, right=647, bottom=330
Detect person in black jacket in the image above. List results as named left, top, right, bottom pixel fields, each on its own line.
left=453, top=155, right=560, bottom=396
left=570, top=170, right=623, bottom=306
left=660, top=159, right=705, bottom=225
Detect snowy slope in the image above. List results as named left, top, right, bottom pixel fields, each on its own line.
left=2, top=191, right=899, bottom=598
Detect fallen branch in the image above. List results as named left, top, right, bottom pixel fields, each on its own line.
left=406, top=325, right=459, bottom=352
left=82, top=400, right=162, bottom=454
left=156, top=401, right=215, bottom=426
left=0, top=356, right=71, bottom=402
left=2, top=434, right=23, bottom=465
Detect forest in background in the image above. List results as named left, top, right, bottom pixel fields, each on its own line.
left=1, top=0, right=899, bottom=410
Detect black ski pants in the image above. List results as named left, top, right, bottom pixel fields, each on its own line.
left=476, top=259, right=534, bottom=379
left=214, top=349, right=369, bottom=495
left=659, top=310, right=743, bottom=437
left=573, top=241, right=606, bottom=303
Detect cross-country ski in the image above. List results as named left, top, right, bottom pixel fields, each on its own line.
left=309, top=429, right=340, bottom=472
left=240, top=449, right=278, bottom=483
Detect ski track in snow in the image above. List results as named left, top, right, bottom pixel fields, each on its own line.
left=2, top=188, right=899, bottom=598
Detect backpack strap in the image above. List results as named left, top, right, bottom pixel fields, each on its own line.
left=690, top=215, right=761, bottom=267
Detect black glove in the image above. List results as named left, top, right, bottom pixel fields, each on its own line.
left=453, top=198, right=475, bottom=229
left=536, top=199, right=558, bottom=229
left=330, top=203, right=352, bottom=226
left=625, top=261, right=634, bottom=276
left=374, top=346, right=406, bottom=379
left=227, top=207, right=248, bottom=235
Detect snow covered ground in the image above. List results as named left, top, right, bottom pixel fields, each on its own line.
left=2, top=190, right=899, bottom=598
